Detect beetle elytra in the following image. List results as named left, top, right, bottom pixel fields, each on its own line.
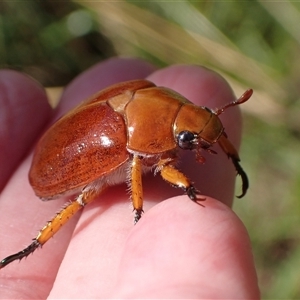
left=0, top=79, right=252, bottom=269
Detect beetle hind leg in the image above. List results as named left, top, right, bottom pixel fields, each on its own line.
left=0, top=240, right=40, bottom=269
left=0, top=188, right=103, bottom=270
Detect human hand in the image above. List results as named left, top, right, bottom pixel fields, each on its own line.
left=0, top=58, right=259, bottom=299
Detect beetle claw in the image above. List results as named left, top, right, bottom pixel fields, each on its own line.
left=186, top=186, right=206, bottom=208
left=217, top=134, right=249, bottom=198
left=134, top=209, right=144, bottom=224
left=186, top=186, right=205, bottom=201
left=0, top=240, right=40, bottom=270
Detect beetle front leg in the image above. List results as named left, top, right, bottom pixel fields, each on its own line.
left=0, top=188, right=103, bottom=270
left=218, top=133, right=249, bottom=198
left=130, top=155, right=144, bottom=224
left=158, top=159, right=203, bottom=201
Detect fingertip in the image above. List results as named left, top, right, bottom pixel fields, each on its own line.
left=146, top=64, right=244, bottom=154
left=56, top=57, right=156, bottom=116
left=115, top=196, right=259, bottom=299
left=147, top=64, right=234, bottom=105
left=0, top=70, right=52, bottom=190
left=0, top=70, right=51, bottom=120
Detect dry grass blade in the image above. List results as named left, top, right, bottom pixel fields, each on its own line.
left=258, top=0, right=300, bottom=45
left=80, top=1, right=288, bottom=124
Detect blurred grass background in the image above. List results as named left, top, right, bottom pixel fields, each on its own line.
left=1, top=0, right=300, bottom=298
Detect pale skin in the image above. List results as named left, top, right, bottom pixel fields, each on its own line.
left=0, top=58, right=260, bottom=299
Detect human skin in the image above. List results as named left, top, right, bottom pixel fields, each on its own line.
left=0, top=57, right=260, bottom=299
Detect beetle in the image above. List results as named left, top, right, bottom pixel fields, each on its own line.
left=0, top=79, right=252, bottom=269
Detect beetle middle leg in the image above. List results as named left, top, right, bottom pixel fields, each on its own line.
left=130, top=155, right=144, bottom=224
left=0, top=188, right=104, bottom=270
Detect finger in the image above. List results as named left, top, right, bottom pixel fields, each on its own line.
left=0, top=70, right=51, bottom=191
left=0, top=58, right=156, bottom=299
left=113, top=67, right=255, bottom=299
left=114, top=196, right=260, bottom=299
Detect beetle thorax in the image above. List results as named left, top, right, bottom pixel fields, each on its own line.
left=116, top=86, right=188, bottom=154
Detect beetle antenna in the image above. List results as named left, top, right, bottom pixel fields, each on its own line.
left=215, top=89, right=253, bottom=116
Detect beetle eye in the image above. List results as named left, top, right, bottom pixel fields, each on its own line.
left=177, top=131, right=196, bottom=150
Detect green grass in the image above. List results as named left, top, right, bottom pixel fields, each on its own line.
left=1, top=0, right=300, bottom=297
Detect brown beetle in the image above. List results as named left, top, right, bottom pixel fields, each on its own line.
left=0, top=79, right=252, bottom=269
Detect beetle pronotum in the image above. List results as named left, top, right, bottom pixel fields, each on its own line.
left=0, top=79, right=252, bottom=270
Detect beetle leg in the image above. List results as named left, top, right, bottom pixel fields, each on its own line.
left=130, top=155, right=144, bottom=224
left=0, top=188, right=102, bottom=270
left=158, top=159, right=203, bottom=201
left=218, top=133, right=249, bottom=198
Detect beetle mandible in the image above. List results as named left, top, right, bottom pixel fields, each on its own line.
left=0, top=79, right=253, bottom=269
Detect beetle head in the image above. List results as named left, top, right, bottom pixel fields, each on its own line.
left=174, top=104, right=224, bottom=152
left=174, top=89, right=253, bottom=198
